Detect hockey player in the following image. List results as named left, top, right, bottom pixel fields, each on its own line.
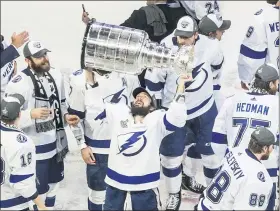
left=4, top=41, right=80, bottom=210
left=237, top=0, right=280, bottom=90
left=197, top=127, right=277, bottom=211
left=67, top=67, right=139, bottom=211
left=1, top=32, right=29, bottom=99
left=144, top=16, right=222, bottom=210
left=1, top=94, right=47, bottom=210
left=198, top=13, right=231, bottom=110
left=103, top=75, right=189, bottom=210
left=211, top=63, right=279, bottom=209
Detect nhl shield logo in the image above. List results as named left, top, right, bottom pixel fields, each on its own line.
left=33, top=42, right=41, bottom=48
left=2, top=107, right=8, bottom=116
left=216, top=14, right=223, bottom=21
left=181, top=21, right=189, bottom=28
left=257, top=171, right=265, bottom=182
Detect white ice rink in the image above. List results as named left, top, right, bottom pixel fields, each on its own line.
left=1, top=1, right=271, bottom=209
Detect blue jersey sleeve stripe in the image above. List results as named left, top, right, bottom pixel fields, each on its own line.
left=163, top=114, right=180, bottom=131
left=67, top=107, right=85, bottom=119
left=240, top=44, right=267, bottom=59
left=10, top=174, right=34, bottom=183
left=211, top=58, right=224, bottom=71
left=145, top=79, right=165, bottom=91
left=212, top=132, right=228, bottom=145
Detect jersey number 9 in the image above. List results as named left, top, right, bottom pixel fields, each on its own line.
left=206, top=170, right=231, bottom=203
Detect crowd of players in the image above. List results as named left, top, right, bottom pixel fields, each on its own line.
left=0, top=0, right=279, bottom=210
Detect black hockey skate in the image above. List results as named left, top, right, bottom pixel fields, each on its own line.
left=181, top=172, right=206, bottom=194
left=166, top=190, right=181, bottom=211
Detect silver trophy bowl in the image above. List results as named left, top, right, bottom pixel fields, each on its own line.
left=81, top=20, right=194, bottom=75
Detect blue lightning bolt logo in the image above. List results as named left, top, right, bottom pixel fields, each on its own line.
left=184, top=62, right=208, bottom=92
left=117, top=131, right=147, bottom=157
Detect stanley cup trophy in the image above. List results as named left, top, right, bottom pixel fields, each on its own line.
left=81, top=19, right=194, bottom=75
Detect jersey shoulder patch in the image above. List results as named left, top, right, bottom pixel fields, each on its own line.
left=16, top=133, right=27, bottom=143
left=254, top=9, right=263, bottom=15
left=11, top=75, right=22, bottom=83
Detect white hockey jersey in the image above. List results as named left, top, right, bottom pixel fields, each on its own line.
left=238, top=6, right=279, bottom=84
left=145, top=34, right=221, bottom=119
left=198, top=148, right=275, bottom=210
left=178, top=0, right=221, bottom=20
left=0, top=122, right=37, bottom=210
left=67, top=69, right=139, bottom=154
left=212, top=91, right=279, bottom=184
left=4, top=68, right=68, bottom=161
left=1, top=41, right=15, bottom=100
left=104, top=100, right=187, bottom=191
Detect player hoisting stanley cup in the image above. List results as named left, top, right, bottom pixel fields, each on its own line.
left=81, top=18, right=195, bottom=77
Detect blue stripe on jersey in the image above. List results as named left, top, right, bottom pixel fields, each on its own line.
left=240, top=44, right=267, bottom=59
left=61, top=98, right=66, bottom=103
left=211, top=58, right=224, bottom=71
left=35, top=141, right=56, bottom=154
left=145, top=79, right=165, bottom=91
left=212, top=132, right=227, bottom=145
left=85, top=136, right=111, bottom=149
left=213, top=85, right=221, bottom=90
left=10, top=174, right=34, bottom=183
left=67, top=107, right=85, bottom=119
left=107, top=168, right=160, bottom=185
left=200, top=199, right=210, bottom=211
left=187, top=95, right=212, bottom=115
left=267, top=168, right=278, bottom=177
left=163, top=115, right=180, bottom=131
left=0, top=196, right=28, bottom=208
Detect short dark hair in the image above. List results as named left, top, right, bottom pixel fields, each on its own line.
left=248, top=138, right=269, bottom=154
left=1, top=118, right=17, bottom=125
left=250, top=77, right=277, bottom=94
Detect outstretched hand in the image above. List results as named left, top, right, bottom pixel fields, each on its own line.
left=82, top=11, right=90, bottom=24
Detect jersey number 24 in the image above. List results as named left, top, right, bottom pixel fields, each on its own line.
left=232, top=118, right=271, bottom=147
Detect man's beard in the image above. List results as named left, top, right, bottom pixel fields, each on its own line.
left=260, top=152, right=270, bottom=160
left=131, top=104, right=151, bottom=117
left=30, top=59, right=50, bottom=74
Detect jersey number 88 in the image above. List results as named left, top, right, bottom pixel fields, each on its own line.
left=206, top=170, right=231, bottom=203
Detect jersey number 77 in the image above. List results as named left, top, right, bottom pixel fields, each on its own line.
left=232, top=118, right=271, bottom=147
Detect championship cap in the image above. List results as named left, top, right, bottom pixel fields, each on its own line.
left=199, top=13, right=231, bottom=35
left=174, top=16, right=198, bottom=38
left=255, top=63, right=279, bottom=82
left=251, top=127, right=278, bottom=146
left=1, top=94, right=25, bottom=121
left=23, top=41, right=51, bottom=58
